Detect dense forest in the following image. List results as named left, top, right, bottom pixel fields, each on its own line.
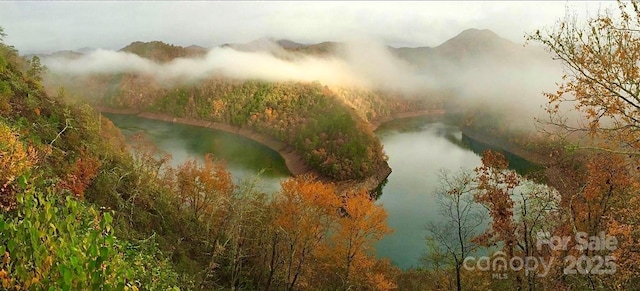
left=0, top=29, right=400, bottom=289
left=44, top=42, right=440, bottom=182
left=3, top=0, right=640, bottom=289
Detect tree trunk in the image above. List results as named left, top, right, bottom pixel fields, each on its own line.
left=455, top=264, right=462, bottom=291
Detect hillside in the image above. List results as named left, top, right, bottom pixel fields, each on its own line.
left=42, top=39, right=442, bottom=183
left=40, top=29, right=547, bottom=184
left=0, top=32, right=400, bottom=289
left=0, top=36, right=189, bottom=289
left=120, top=40, right=207, bottom=62
left=66, top=75, right=396, bottom=181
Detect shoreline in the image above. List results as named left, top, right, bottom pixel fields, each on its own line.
left=369, top=109, right=446, bottom=131
left=458, top=126, right=551, bottom=166
left=96, top=106, right=311, bottom=176
left=96, top=106, right=404, bottom=192
left=98, top=105, right=558, bottom=194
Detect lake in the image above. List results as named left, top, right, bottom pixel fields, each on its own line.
left=104, top=113, right=290, bottom=193
left=105, top=113, right=523, bottom=270
left=373, top=116, right=484, bottom=269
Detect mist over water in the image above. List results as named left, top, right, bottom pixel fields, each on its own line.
left=43, top=40, right=420, bottom=91
left=42, top=33, right=564, bottom=133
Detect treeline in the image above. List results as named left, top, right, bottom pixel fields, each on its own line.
left=44, top=40, right=442, bottom=181
left=1, top=33, right=399, bottom=289
left=130, top=146, right=398, bottom=290
left=119, top=41, right=207, bottom=63
left=53, top=72, right=402, bottom=180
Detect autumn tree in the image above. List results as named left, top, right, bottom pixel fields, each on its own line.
left=529, top=0, right=640, bottom=155
left=530, top=2, right=640, bottom=288
left=172, top=154, right=233, bottom=221
left=57, top=149, right=101, bottom=198
left=325, top=190, right=394, bottom=290
left=474, top=150, right=559, bottom=290
left=0, top=122, right=36, bottom=210
left=549, top=153, right=639, bottom=290
left=272, top=175, right=341, bottom=290
left=425, top=169, right=486, bottom=291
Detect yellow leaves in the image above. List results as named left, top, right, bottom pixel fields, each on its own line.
left=332, top=190, right=394, bottom=290
left=366, top=272, right=397, bottom=291
left=274, top=174, right=340, bottom=241
left=0, top=253, right=13, bottom=289
left=2, top=252, right=9, bottom=264
left=271, top=176, right=394, bottom=290
left=339, top=190, right=392, bottom=250
left=0, top=122, right=37, bottom=209
left=172, top=154, right=233, bottom=220
left=211, top=99, right=225, bottom=117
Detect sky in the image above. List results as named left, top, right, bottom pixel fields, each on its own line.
left=0, top=1, right=616, bottom=54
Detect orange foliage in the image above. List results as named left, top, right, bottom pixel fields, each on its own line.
left=0, top=123, right=37, bottom=209
left=473, top=150, right=519, bottom=252
left=57, top=150, right=101, bottom=198
left=273, top=174, right=341, bottom=290
left=332, top=190, right=394, bottom=290
left=173, top=154, right=233, bottom=221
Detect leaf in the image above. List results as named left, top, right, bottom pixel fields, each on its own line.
left=17, top=175, right=27, bottom=188
left=103, top=212, right=112, bottom=226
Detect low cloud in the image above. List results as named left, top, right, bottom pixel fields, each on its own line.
left=43, top=37, right=564, bottom=131
left=43, top=39, right=438, bottom=95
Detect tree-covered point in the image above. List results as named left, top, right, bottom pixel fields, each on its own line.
left=119, top=41, right=207, bottom=63
left=151, top=79, right=388, bottom=180
left=59, top=73, right=393, bottom=180
left=1, top=31, right=399, bottom=289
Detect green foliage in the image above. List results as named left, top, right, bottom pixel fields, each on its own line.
left=26, top=56, right=46, bottom=83
left=0, top=180, right=181, bottom=290
left=74, top=76, right=388, bottom=180
left=120, top=41, right=204, bottom=63
left=0, top=30, right=195, bottom=289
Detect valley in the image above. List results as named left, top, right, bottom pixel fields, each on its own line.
left=2, top=1, right=640, bottom=289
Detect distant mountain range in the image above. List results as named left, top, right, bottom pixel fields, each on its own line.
left=31, top=28, right=552, bottom=79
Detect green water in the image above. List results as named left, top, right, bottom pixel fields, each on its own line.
left=105, top=113, right=538, bottom=271
left=373, top=117, right=484, bottom=270
left=104, top=113, right=290, bottom=193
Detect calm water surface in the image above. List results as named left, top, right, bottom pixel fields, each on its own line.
left=373, top=117, right=483, bottom=270
left=107, top=113, right=512, bottom=270
left=105, top=113, right=290, bottom=193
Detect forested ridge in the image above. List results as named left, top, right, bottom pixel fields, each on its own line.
left=0, top=30, right=399, bottom=290
left=4, top=0, right=640, bottom=288
left=46, top=46, right=438, bottom=181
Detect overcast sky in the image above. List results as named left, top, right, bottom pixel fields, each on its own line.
left=0, top=1, right=616, bottom=54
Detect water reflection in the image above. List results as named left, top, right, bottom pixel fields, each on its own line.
left=104, top=113, right=289, bottom=193
left=106, top=113, right=537, bottom=271
left=374, top=120, right=483, bottom=270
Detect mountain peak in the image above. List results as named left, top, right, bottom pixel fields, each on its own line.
left=441, top=28, right=509, bottom=47
left=276, top=39, right=305, bottom=49
left=456, top=28, right=499, bottom=38
left=434, top=28, right=517, bottom=61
